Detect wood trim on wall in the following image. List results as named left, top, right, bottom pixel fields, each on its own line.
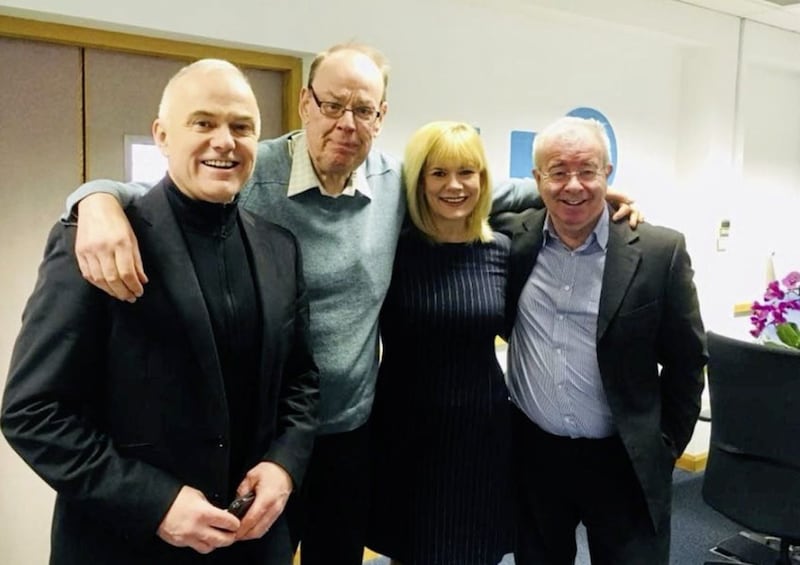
left=0, top=15, right=302, bottom=133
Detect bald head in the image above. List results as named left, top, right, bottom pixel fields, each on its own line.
left=152, top=58, right=261, bottom=203
left=307, top=43, right=390, bottom=102
left=158, top=59, right=258, bottom=125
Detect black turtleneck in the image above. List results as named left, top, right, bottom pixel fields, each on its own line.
left=164, top=178, right=261, bottom=499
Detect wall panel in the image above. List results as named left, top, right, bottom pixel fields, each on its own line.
left=0, top=35, right=82, bottom=565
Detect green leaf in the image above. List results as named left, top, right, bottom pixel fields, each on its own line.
left=775, top=322, right=800, bottom=349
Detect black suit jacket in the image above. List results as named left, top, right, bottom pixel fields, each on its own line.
left=1, top=181, right=319, bottom=564
left=497, top=207, right=707, bottom=531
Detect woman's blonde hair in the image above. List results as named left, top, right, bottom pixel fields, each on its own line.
left=403, top=121, right=494, bottom=243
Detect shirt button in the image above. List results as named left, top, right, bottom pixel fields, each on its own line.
left=558, top=314, right=564, bottom=321
left=564, top=285, right=570, bottom=291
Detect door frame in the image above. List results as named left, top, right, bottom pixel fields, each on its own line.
left=0, top=15, right=302, bottom=135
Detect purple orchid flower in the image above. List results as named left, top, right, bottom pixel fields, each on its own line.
left=750, top=272, right=800, bottom=344
left=764, top=280, right=785, bottom=301
left=782, top=271, right=800, bottom=291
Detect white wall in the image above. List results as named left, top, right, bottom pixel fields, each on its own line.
left=738, top=22, right=800, bottom=294
left=1, top=0, right=800, bottom=562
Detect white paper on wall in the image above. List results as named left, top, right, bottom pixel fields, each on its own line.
left=124, top=134, right=166, bottom=183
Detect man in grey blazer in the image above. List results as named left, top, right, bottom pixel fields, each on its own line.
left=1, top=59, right=318, bottom=565
left=501, top=117, right=706, bottom=565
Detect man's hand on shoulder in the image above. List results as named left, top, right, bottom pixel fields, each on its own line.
left=606, top=187, right=644, bottom=228
left=76, top=193, right=148, bottom=301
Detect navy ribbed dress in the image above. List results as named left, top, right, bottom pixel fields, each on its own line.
left=368, top=227, right=513, bottom=565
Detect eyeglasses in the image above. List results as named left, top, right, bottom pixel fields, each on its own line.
left=539, top=168, right=605, bottom=188
left=308, top=86, right=381, bottom=124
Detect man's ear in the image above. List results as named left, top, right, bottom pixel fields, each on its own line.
left=298, top=87, right=311, bottom=125
left=373, top=100, right=389, bottom=136
left=152, top=119, right=169, bottom=157
left=532, top=168, right=541, bottom=183
left=605, top=163, right=614, bottom=180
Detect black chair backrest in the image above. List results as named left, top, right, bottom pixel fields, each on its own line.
left=704, top=331, right=800, bottom=539
left=707, top=331, right=800, bottom=468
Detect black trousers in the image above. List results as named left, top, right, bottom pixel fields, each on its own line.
left=287, top=421, right=371, bottom=565
left=512, top=408, right=670, bottom=565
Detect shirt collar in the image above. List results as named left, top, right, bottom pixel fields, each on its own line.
left=286, top=131, right=371, bottom=199
left=542, top=204, right=610, bottom=252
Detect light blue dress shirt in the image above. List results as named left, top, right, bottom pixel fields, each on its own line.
left=508, top=206, right=616, bottom=438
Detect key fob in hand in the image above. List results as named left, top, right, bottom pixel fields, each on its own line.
left=227, top=491, right=255, bottom=519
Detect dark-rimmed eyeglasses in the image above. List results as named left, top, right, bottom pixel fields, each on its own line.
left=308, top=86, right=381, bottom=124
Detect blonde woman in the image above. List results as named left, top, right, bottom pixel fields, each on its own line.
left=368, top=121, right=513, bottom=565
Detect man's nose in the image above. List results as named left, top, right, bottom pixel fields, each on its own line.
left=335, top=109, right=357, bottom=130
left=564, top=173, right=583, bottom=189
left=211, top=127, right=235, bottom=150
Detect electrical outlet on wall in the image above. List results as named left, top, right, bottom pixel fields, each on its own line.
left=716, top=219, right=730, bottom=252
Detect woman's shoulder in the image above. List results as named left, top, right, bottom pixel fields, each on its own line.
left=487, top=230, right=511, bottom=253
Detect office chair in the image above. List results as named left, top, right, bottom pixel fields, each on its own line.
left=703, top=331, right=800, bottom=565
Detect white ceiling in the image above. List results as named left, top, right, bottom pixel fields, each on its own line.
left=676, top=0, right=800, bottom=33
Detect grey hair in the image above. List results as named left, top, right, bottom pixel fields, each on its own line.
left=532, top=116, right=612, bottom=170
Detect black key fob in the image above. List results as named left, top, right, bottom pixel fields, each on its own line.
left=227, top=491, right=255, bottom=519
